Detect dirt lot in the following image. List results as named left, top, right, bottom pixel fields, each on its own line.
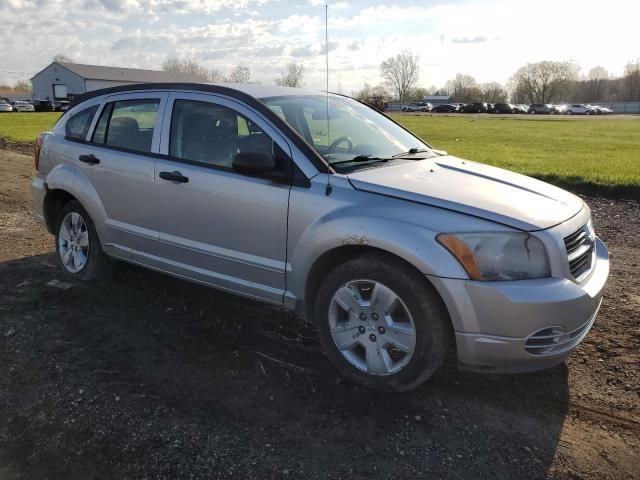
left=0, top=149, right=638, bottom=479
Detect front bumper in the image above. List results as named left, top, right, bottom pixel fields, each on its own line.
left=429, top=236, right=609, bottom=373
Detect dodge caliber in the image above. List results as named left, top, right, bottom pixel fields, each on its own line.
left=31, top=83, right=609, bottom=391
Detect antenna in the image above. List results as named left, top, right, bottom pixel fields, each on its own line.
left=324, top=1, right=332, bottom=196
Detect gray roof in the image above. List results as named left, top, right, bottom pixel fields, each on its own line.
left=422, top=95, right=453, bottom=101
left=34, top=62, right=207, bottom=83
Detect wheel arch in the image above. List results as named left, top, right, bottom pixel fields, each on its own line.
left=43, top=188, right=77, bottom=233
left=302, top=245, right=451, bottom=328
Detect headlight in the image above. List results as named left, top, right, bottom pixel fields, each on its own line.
left=437, top=232, right=550, bottom=281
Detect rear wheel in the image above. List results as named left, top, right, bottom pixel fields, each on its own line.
left=55, top=200, right=113, bottom=281
left=585, top=110, right=591, bottom=115
left=566, top=110, right=573, bottom=115
left=314, top=253, right=450, bottom=392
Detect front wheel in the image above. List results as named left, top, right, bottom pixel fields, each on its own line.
left=314, top=253, right=450, bottom=392
left=55, top=200, right=114, bottom=281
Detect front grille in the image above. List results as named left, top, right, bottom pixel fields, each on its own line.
left=564, top=224, right=593, bottom=280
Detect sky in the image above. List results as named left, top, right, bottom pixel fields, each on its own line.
left=1, top=0, right=639, bottom=93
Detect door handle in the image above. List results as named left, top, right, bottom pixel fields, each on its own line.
left=78, top=154, right=100, bottom=165
left=159, top=171, right=189, bottom=183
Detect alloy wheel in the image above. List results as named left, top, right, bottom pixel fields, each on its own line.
left=328, top=279, right=417, bottom=375
left=58, top=211, right=90, bottom=273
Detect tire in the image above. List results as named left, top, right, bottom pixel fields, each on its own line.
left=530, top=110, right=536, bottom=114
left=566, top=110, right=572, bottom=115
left=54, top=200, right=114, bottom=281
left=314, top=252, right=450, bottom=392
left=585, top=111, right=591, bottom=115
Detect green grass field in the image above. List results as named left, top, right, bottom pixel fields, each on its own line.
left=0, top=112, right=62, bottom=143
left=1, top=111, right=638, bottom=196
left=393, top=114, right=640, bottom=196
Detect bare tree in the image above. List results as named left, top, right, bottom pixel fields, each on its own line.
left=209, top=69, right=225, bottom=83
left=162, top=57, right=210, bottom=81
left=622, top=59, right=640, bottom=101
left=353, top=83, right=388, bottom=110
left=511, top=61, right=579, bottom=103
left=380, top=50, right=420, bottom=104
left=227, top=66, right=251, bottom=84
left=275, top=63, right=305, bottom=88
left=405, top=86, right=431, bottom=102
left=14, top=79, right=32, bottom=93
left=587, top=66, right=609, bottom=81
left=444, top=74, right=482, bottom=102
left=54, top=54, right=74, bottom=64
left=480, top=82, right=507, bottom=103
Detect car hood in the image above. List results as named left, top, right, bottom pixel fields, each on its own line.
left=346, top=156, right=584, bottom=231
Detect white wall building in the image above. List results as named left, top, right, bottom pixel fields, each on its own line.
left=31, top=62, right=206, bottom=101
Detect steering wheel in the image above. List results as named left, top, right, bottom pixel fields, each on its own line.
left=329, top=136, right=353, bottom=154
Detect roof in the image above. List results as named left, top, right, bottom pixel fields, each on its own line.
left=32, top=62, right=206, bottom=83
left=422, top=95, right=453, bottom=100
left=73, top=82, right=330, bottom=103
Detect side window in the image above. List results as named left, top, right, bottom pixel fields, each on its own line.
left=65, top=105, right=98, bottom=141
left=99, top=99, right=160, bottom=153
left=91, top=103, right=113, bottom=144
left=169, top=99, right=273, bottom=168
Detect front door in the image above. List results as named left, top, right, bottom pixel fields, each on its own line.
left=153, top=93, right=292, bottom=304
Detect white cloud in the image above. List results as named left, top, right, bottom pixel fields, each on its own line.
left=0, top=0, right=639, bottom=93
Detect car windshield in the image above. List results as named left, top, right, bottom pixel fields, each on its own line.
left=261, top=94, right=433, bottom=168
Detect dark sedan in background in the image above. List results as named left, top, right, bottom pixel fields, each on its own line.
left=431, top=104, right=459, bottom=113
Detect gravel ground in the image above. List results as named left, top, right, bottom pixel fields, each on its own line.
left=0, top=149, right=638, bottom=479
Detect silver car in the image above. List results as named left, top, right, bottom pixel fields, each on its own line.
left=11, top=100, right=35, bottom=112
left=31, top=84, right=609, bottom=391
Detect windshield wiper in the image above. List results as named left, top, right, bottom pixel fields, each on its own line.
left=392, top=147, right=431, bottom=158
left=329, top=154, right=390, bottom=166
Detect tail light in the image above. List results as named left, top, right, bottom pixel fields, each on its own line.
left=34, top=133, right=45, bottom=171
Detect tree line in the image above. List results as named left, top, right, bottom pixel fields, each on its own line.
left=162, top=57, right=305, bottom=87
left=356, top=52, right=640, bottom=106
left=6, top=52, right=640, bottom=105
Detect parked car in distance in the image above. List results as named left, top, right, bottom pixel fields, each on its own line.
left=492, top=103, right=518, bottom=114
left=32, top=99, right=56, bottom=112
left=402, top=102, right=431, bottom=112
left=460, top=102, right=490, bottom=113
left=0, top=101, right=13, bottom=112
left=57, top=101, right=71, bottom=112
left=31, top=83, right=609, bottom=392
left=431, top=103, right=459, bottom=113
left=565, top=104, right=597, bottom=115
left=11, top=100, right=35, bottom=112
left=528, top=104, right=558, bottom=114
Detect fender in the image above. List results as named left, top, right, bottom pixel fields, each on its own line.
left=285, top=182, right=515, bottom=307
left=44, top=163, right=111, bottom=247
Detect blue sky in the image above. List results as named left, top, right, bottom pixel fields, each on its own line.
left=1, top=0, right=639, bottom=93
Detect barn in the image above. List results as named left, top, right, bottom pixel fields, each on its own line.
left=31, top=62, right=205, bottom=101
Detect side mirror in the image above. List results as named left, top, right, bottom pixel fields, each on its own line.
left=232, top=151, right=291, bottom=182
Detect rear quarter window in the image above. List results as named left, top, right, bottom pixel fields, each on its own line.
left=65, top=105, right=98, bottom=141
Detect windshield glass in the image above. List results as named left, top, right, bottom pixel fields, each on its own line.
left=261, top=95, right=432, bottom=167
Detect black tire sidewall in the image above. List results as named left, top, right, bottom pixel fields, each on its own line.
left=314, top=253, right=449, bottom=392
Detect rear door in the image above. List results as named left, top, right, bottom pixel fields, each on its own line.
left=78, top=92, right=168, bottom=258
left=153, top=92, right=293, bottom=304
